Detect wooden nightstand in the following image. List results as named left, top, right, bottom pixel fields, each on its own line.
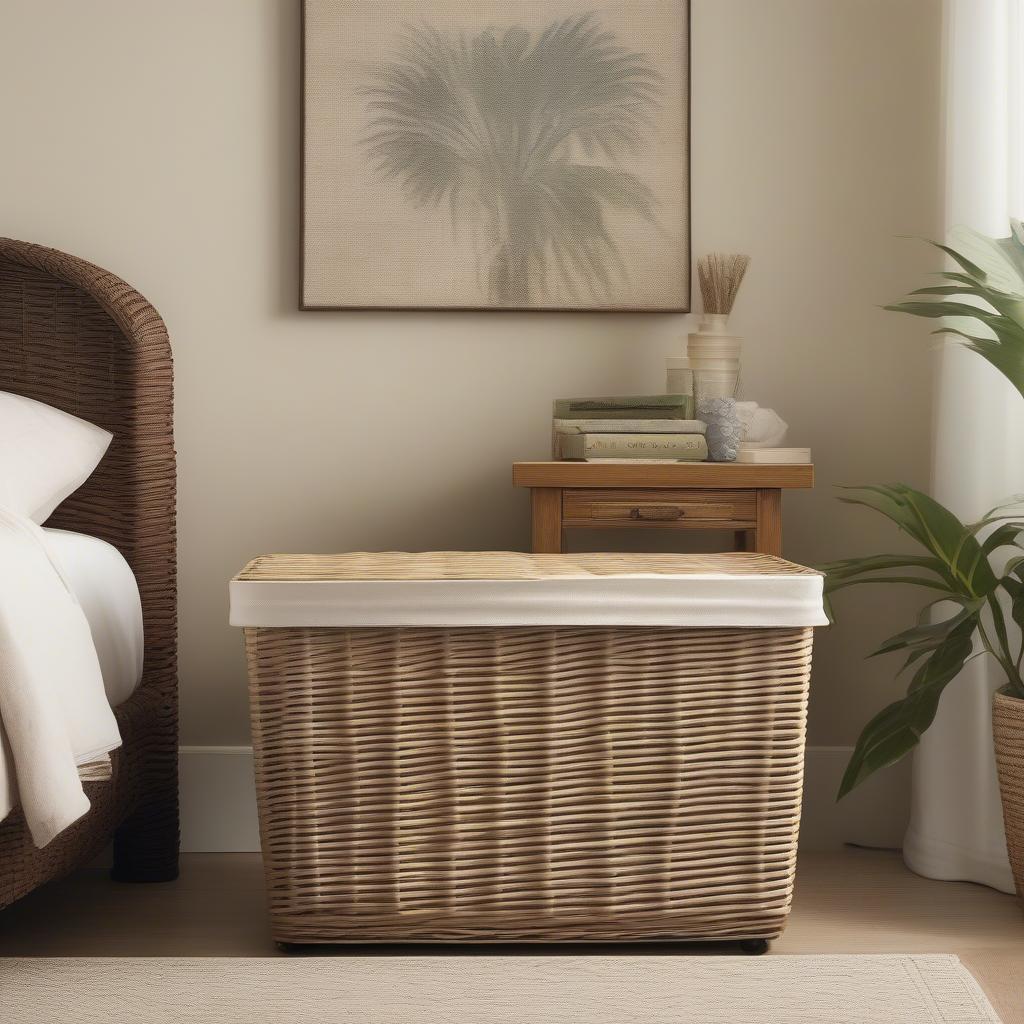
left=513, top=461, right=814, bottom=556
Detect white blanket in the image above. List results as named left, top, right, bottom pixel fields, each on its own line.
left=0, top=505, right=121, bottom=846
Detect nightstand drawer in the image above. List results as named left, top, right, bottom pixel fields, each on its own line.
left=563, top=488, right=757, bottom=527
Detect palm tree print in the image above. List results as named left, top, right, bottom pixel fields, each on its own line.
left=361, top=13, right=663, bottom=306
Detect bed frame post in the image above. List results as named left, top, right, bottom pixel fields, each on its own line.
left=111, top=799, right=180, bottom=883
left=111, top=704, right=180, bottom=882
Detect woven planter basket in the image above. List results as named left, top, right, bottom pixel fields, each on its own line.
left=993, top=689, right=1024, bottom=898
left=234, top=552, right=822, bottom=945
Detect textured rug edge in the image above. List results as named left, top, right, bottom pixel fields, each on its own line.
left=0, top=953, right=1003, bottom=1024
left=901, top=955, right=1002, bottom=1023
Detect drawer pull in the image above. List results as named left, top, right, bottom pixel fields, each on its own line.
left=629, top=506, right=684, bottom=521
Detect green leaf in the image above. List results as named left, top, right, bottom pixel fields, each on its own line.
left=825, top=576, right=951, bottom=598
left=838, top=620, right=977, bottom=798
left=981, top=494, right=1024, bottom=520
left=908, top=285, right=981, bottom=297
left=960, top=335, right=1024, bottom=400
left=822, top=589, right=836, bottom=625
left=905, top=282, right=1024, bottom=331
left=987, top=593, right=1013, bottom=672
left=889, top=231, right=1024, bottom=399
left=932, top=269, right=1024, bottom=323
left=1001, top=578, right=1024, bottom=698
left=902, top=490, right=998, bottom=593
left=819, top=548, right=958, bottom=608
left=935, top=327, right=1024, bottom=402
left=1004, top=576, right=1024, bottom=632
left=819, top=553, right=949, bottom=582
left=836, top=486, right=933, bottom=547
left=835, top=485, right=996, bottom=597
left=887, top=302, right=1024, bottom=345
left=948, top=225, right=1024, bottom=293
left=980, top=523, right=1024, bottom=557
left=1002, top=554, right=1024, bottom=579
left=886, top=300, right=988, bottom=319
left=931, top=237, right=989, bottom=282
left=869, top=604, right=978, bottom=659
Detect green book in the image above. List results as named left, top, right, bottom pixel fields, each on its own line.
left=553, top=418, right=706, bottom=435
left=553, top=394, right=694, bottom=420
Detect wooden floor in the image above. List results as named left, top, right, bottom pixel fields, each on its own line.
left=0, top=849, right=1020, bottom=1021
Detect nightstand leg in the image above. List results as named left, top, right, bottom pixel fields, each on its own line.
left=754, top=489, right=783, bottom=556
left=531, top=488, right=564, bottom=554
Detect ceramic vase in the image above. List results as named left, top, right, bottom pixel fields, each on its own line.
left=688, top=313, right=741, bottom=398
left=697, top=395, right=742, bottom=462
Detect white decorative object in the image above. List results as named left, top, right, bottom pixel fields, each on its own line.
left=736, top=402, right=789, bottom=448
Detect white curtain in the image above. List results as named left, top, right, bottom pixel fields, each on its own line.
left=902, top=0, right=1024, bottom=893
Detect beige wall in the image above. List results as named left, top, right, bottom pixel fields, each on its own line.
left=1, top=0, right=941, bottom=748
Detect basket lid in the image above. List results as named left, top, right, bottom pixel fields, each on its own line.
left=230, top=552, right=826, bottom=628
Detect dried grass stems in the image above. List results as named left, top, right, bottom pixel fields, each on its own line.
left=697, top=253, right=751, bottom=315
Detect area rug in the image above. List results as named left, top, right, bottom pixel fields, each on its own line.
left=0, top=954, right=1001, bottom=1023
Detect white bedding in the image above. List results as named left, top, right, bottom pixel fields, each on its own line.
left=0, top=508, right=125, bottom=846
left=43, top=529, right=144, bottom=707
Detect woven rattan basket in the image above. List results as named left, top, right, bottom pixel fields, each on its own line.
left=993, top=690, right=1024, bottom=898
left=231, top=552, right=825, bottom=945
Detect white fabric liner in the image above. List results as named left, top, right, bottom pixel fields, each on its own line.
left=231, top=573, right=827, bottom=628
left=43, top=529, right=144, bottom=707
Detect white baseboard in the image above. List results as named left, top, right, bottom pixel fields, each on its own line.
left=179, top=745, right=911, bottom=854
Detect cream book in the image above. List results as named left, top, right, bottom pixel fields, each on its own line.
left=576, top=457, right=704, bottom=464
left=557, top=432, right=708, bottom=461
left=737, top=447, right=811, bottom=464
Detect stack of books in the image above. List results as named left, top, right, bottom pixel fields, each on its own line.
left=552, top=395, right=708, bottom=463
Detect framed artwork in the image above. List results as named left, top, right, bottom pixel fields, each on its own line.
left=301, top=1, right=690, bottom=311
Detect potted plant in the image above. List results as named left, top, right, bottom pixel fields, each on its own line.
left=822, top=222, right=1024, bottom=896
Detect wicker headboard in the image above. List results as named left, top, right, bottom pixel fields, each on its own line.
left=0, top=237, right=176, bottom=696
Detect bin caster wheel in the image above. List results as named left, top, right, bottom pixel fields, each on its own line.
left=740, top=939, right=769, bottom=955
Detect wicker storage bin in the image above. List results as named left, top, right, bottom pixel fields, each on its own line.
left=230, top=552, right=825, bottom=945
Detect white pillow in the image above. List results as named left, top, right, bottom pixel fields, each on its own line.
left=0, top=392, right=113, bottom=524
